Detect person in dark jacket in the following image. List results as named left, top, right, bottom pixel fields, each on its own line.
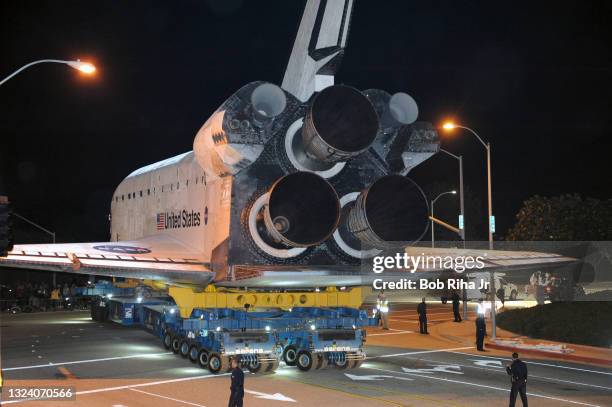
left=452, top=292, right=461, bottom=322
left=416, top=297, right=428, bottom=334
left=506, top=352, right=528, bottom=407
left=228, top=357, right=244, bottom=407
left=475, top=315, right=486, bottom=351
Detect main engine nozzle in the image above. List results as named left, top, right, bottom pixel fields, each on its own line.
left=302, top=85, right=379, bottom=163
left=263, top=172, right=340, bottom=248
left=348, top=175, right=428, bottom=249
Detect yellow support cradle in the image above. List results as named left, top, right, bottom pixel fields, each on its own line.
left=168, top=286, right=365, bottom=318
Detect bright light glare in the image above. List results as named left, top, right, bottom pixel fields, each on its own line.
left=137, top=297, right=143, bottom=303
left=67, top=60, right=96, bottom=74
left=451, top=190, right=457, bottom=194
left=442, top=122, right=456, bottom=130
left=265, top=325, right=271, bottom=332
left=310, top=324, right=316, bottom=331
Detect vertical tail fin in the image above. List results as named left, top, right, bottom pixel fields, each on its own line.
left=282, top=0, right=355, bottom=101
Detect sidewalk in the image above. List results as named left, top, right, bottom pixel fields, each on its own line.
left=365, top=308, right=612, bottom=367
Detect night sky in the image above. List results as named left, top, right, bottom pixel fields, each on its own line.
left=1, top=0, right=610, bottom=243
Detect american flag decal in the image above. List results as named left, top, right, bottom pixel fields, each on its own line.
left=156, top=213, right=165, bottom=230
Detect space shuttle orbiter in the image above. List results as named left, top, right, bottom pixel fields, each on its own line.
left=0, top=0, right=575, bottom=287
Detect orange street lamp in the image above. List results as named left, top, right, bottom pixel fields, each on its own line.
left=442, top=120, right=498, bottom=339
left=0, top=59, right=96, bottom=86
left=441, top=121, right=493, bottom=250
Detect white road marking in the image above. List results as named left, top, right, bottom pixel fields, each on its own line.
left=401, top=365, right=463, bottom=375
left=450, top=351, right=612, bottom=376
left=1, top=373, right=230, bottom=404
left=405, top=355, right=612, bottom=391
left=1, top=352, right=172, bottom=371
left=368, top=329, right=414, bottom=336
left=244, top=389, right=296, bottom=402
left=130, top=388, right=207, bottom=407
left=364, top=366, right=602, bottom=407
left=470, top=359, right=503, bottom=368
left=345, top=373, right=413, bottom=381
left=367, top=347, right=473, bottom=359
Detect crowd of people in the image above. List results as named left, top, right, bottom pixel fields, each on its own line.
left=0, top=280, right=85, bottom=311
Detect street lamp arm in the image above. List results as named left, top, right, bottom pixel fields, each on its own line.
left=0, top=59, right=94, bottom=86
left=13, top=212, right=55, bottom=240
left=439, top=147, right=460, bottom=160
left=455, top=125, right=488, bottom=149
left=432, top=191, right=456, bottom=205
left=0, top=60, right=69, bottom=86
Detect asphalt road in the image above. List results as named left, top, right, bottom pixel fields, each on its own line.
left=1, top=311, right=610, bottom=406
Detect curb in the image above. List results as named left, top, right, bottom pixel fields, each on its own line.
left=486, top=342, right=612, bottom=367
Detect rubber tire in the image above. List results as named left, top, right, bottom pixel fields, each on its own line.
left=171, top=336, right=181, bottom=354
left=334, top=355, right=349, bottom=370
left=283, top=345, right=298, bottom=366
left=296, top=350, right=313, bottom=371
left=314, top=353, right=328, bottom=370
left=208, top=353, right=229, bottom=374
left=265, top=358, right=280, bottom=372
left=197, top=349, right=210, bottom=368
left=179, top=340, right=190, bottom=358
left=163, top=332, right=172, bottom=349
left=510, top=290, right=517, bottom=301
left=188, top=345, right=199, bottom=363
left=247, top=358, right=262, bottom=373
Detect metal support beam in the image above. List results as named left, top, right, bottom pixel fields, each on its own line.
left=169, top=286, right=365, bottom=319
left=429, top=216, right=461, bottom=235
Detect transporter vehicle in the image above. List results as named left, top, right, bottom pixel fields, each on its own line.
left=0, top=0, right=577, bottom=373
left=87, top=283, right=375, bottom=374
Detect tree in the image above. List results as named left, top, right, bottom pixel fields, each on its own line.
left=506, top=194, right=612, bottom=241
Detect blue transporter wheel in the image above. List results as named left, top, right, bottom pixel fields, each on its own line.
left=208, top=352, right=229, bottom=374
left=188, top=345, right=200, bottom=363
left=197, top=349, right=209, bottom=368
left=282, top=345, right=298, bottom=366
left=296, top=350, right=313, bottom=371
left=163, top=332, right=172, bottom=349
left=171, top=336, right=181, bottom=354
left=179, top=340, right=190, bottom=358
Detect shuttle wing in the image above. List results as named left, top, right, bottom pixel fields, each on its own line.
left=0, top=235, right=213, bottom=286
left=216, top=247, right=578, bottom=288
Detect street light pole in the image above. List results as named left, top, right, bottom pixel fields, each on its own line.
left=443, top=124, right=494, bottom=250
left=486, top=142, right=493, bottom=250
left=439, top=148, right=465, bottom=247
left=430, top=190, right=457, bottom=248
left=0, top=59, right=96, bottom=86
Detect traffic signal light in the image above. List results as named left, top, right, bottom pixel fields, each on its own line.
left=0, top=196, right=14, bottom=256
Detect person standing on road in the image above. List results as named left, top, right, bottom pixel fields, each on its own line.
left=452, top=291, right=461, bottom=322
left=506, top=352, right=528, bottom=407
left=377, top=290, right=390, bottom=330
left=50, top=286, right=60, bottom=310
left=417, top=297, right=428, bottom=334
left=228, top=357, right=244, bottom=407
left=475, top=314, right=486, bottom=351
